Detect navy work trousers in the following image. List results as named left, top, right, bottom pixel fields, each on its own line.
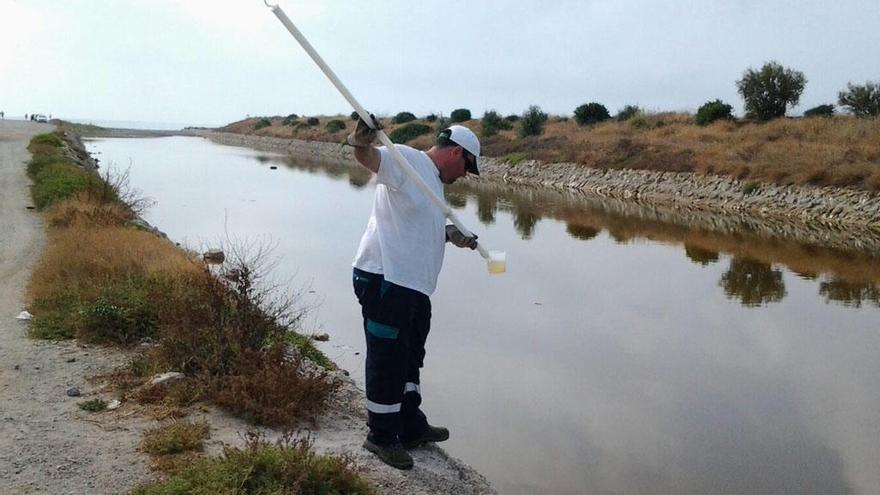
left=353, top=268, right=431, bottom=445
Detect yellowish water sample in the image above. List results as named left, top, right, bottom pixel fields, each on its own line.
left=487, top=251, right=506, bottom=275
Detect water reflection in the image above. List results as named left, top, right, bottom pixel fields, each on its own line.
left=88, top=137, right=880, bottom=495
left=719, top=257, right=787, bottom=307
left=280, top=156, right=880, bottom=310
left=684, top=244, right=720, bottom=266
left=819, top=279, right=880, bottom=308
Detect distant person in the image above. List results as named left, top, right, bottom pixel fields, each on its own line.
left=347, top=117, right=480, bottom=469
left=24, top=113, right=28, bottom=120
left=1, top=111, right=5, bottom=119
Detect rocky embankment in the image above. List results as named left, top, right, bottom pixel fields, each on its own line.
left=200, top=131, right=880, bottom=233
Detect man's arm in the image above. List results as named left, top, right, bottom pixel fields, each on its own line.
left=353, top=146, right=380, bottom=173
left=348, top=116, right=381, bottom=173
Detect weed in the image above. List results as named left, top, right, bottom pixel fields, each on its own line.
left=141, top=420, right=210, bottom=456
left=31, top=163, right=99, bottom=209
left=30, top=132, right=64, bottom=148
left=254, top=119, right=271, bottom=130
left=742, top=181, right=760, bottom=195
left=288, top=331, right=334, bottom=370
left=502, top=152, right=529, bottom=165
left=132, top=432, right=373, bottom=495
left=77, top=398, right=108, bottom=412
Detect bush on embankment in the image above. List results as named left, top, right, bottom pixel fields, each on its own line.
left=24, top=132, right=343, bottom=428
left=26, top=132, right=111, bottom=208
left=132, top=433, right=374, bottom=495
left=219, top=109, right=880, bottom=191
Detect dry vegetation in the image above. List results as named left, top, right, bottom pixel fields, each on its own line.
left=222, top=113, right=880, bottom=191
left=24, top=130, right=373, bottom=492
left=133, top=432, right=373, bottom=495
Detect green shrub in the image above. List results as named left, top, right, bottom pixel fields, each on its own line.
left=324, top=119, right=346, bottom=133
left=287, top=332, right=334, bottom=370
left=574, top=102, right=611, bottom=126
left=282, top=114, right=299, bottom=126
left=696, top=99, right=734, bottom=126
left=505, top=114, right=520, bottom=122
left=31, top=133, right=64, bottom=147
left=838, top=81, right=880, bottom=117
left=392, top=111, right=417, bottom=124
left=306, top=117, right=320, bottom=126
left=803, top=104, right=835, bottom=118
left=389, top=123, right=432, bottom=143
left=736, top=61, right=806, bottom=120
left=502, top=152, right=528, bottom=165
left=132, top=434, right=373, bottom=495
left=32, top=163, right=96, bottom=209
left=253, top=118, right=271, bottom=130
left=425, top=113, right=437, bottom=122
left=78, top=399, right=108, bottom=412
left=518, top=105, right=548, bottom=137
left=141, top=420, right=210, bottom=456
left=450, top=108, right=471, bottom=122
left=616, top=105, right=641, bottom=122
left=27, top=155, right=67, bottom=179
left=79, top=279, right=159, bottom=346
left=480, top=110, right=512, bottom=137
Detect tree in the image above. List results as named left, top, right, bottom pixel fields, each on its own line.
left=736, top=61, right=806, bottom=121
left=480, top=110, right=512, bottom=137
left=719, top=257, right=786, bottom=306
left=392, top=111, right=416, bottom=124
left=803, top=104, right=834, bottom=118
left=838, top=81, right=880, bottom=117
left=695, top=99, right=734, bottom=126
left=450, top=108, right=471, bottom=122
left=615, top=105, right=641, bottom=122
left=573, top=102, right=611, bottom=126
left=518, top=105, right=548, bottom=137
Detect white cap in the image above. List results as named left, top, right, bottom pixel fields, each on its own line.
left=441, top=125, right=480, bottom=175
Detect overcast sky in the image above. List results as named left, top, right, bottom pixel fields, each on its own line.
left=3, top=0, right=879, bottom=127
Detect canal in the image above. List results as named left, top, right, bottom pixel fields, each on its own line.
left=86, top=136, right=880, bottom=495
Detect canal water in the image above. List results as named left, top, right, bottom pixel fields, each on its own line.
left=86, top=136, right=880, bottom=495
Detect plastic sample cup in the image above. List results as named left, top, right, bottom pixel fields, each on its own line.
left=487, top=251, right=506, bottom=274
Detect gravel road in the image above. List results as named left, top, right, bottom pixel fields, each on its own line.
left=0, top=120, right=155, bottom=493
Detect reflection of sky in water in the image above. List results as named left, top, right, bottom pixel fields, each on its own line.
left=88, top=136, right=880, bottom=495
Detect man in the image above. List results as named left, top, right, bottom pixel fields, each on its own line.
left=347, top=117, right=480, bottom=469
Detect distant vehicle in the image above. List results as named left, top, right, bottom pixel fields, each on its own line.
left=33, top=114, right=48, bottom=123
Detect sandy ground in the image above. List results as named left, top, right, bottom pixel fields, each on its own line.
left=0, top=120, right=495, bottom=494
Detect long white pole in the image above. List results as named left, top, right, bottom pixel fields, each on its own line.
left=265, top=2, right=489, bottom=260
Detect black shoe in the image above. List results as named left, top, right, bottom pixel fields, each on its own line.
left=363, top=439, right=414, bottom=470
left=402, top=425, right=450, bottom=449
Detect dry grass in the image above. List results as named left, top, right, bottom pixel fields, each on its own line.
left=223, top=113, right=880, bottom=190
left=141, top=420, right=211, bottom=456
left=25, top=132, right=341, bottom=428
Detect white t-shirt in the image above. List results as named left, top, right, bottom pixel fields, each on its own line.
left=352, top=145, right=446, bottom=296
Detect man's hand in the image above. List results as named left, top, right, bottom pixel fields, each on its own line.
left=347, top=115, right=382, bottom=148
left=446, top=224, right=478, bottom=250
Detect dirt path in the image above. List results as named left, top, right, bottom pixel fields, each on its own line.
left=0, top=120, right=495, bottom=494
left=0, top=120, right=155, bottom=493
